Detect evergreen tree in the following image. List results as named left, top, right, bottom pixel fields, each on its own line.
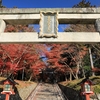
left=73, top=0, right=95, bottom=8
left=0, top=0, right=2, bottom=7
left=0, top=0, right=5, bottom=8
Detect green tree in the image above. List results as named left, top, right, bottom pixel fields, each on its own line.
left=0, top=0, right=5, bottom=8
left=0, top=0, right=2, bottom=7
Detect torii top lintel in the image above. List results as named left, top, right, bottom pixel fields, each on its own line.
left=0, top=8, right=100, bottom=43
left=0, top=8, right=100, bottom=14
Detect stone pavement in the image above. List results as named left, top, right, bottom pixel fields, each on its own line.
left=32, top=83, right=66, bottom=100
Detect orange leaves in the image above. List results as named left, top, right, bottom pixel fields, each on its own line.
left=0, top=44, right=47, bottom=78
left=0, top=58, right=3, bottom=65
left=45, top=43, right=89, bottom=75
left=45, top=51, right=57, bottom=59
left=5, top=62, right=19, bottom=71
left=5, top=25, right=35, bottom=32
left=5, top=25, right=15, bottom=32
left=79, top=46, right=88, bottom=58
left=92, top=68, right=100, bottom=72
left=0, top=44, right=26, bottom=61
left=26, top=55, right=38, bottom=61
left=31, top=60, right=45, bottom=76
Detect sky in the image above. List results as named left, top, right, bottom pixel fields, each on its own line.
left=2, top=0, right=100, bottom=8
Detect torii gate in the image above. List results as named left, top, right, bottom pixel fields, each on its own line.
left=0, top=8, right=100, bottom=43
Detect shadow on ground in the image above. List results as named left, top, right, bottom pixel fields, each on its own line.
left=59, top=84, right=85, bottom=100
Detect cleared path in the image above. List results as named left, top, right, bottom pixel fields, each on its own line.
left=27, top=83, right=67, bottom=100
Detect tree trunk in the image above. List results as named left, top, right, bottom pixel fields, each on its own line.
left=65, top=74, right=67, bottom=81
left=22, top=68, right=24, bottom=80
left=69, top=72, right=72, bottom=81
left=76, top=62, right=79, bottom=79
left=82, top=67, right=85, bottom=78
left=89, top=47, right=95, bottom=76
left=28, top=74, right=33, bottom=81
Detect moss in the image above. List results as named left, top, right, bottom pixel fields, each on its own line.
left=93, top=85, right=100, bottom=93
left=60, top=76, right=100, bottom=93
left=64, top=79, right=83, bottom=91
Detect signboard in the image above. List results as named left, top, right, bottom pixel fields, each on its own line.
left=39, top=12, right=58, bottom=38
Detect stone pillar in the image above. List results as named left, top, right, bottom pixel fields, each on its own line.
left=95, top=19, right=100, bottom=32
left=0, top=19, right=6, bottom=33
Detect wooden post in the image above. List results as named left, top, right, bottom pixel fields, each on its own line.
left=5, top=93, right=10, bottom=100
left=85, top=94, right=90, bottom=100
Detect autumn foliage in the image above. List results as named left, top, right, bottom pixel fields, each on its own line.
left=0, top=44, right=47, bottom=80
left=45, top=44, right=89, bottom=79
